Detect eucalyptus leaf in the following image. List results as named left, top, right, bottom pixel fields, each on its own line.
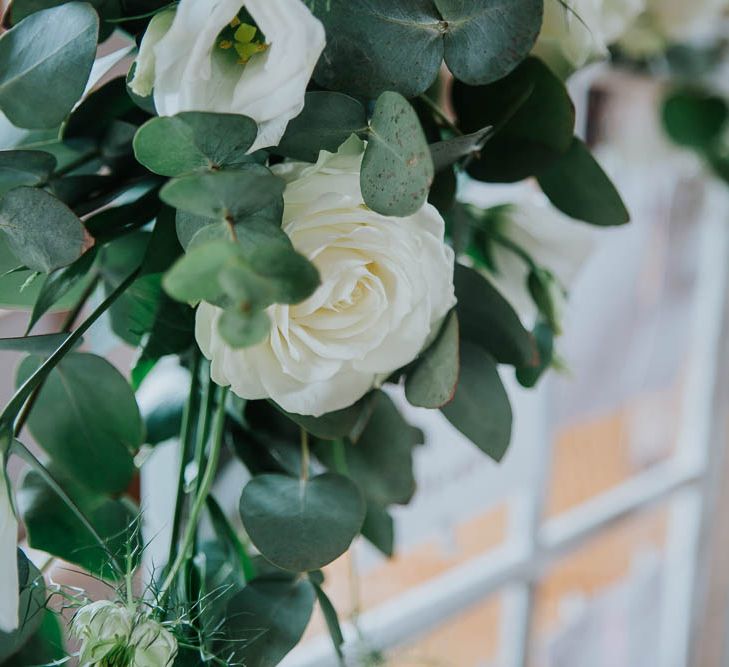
left=160, top=166, right=284, bottom=221
left=454, top=263, right=537, bottom=367
left=441, top=342, right=512, bottom=461
left=221, top=577, right=315, bottom=667
left=0, top=187, right=90, bottom=273
left=662, top=88, right=728, bottom=151
left=0, top=3, right=99, bottom=129
left=3, top=610, right=65, bottom=666
left=240, top=472, right=366, bottom=572
left=361, top=503, right=395, bottom=557
left=19, top=468, right=139, bottom=579
left=312, top=580, right=345, bottom=660
left=276, top=92, right=367, bottom=162
left=0, top=150, right=56, bottom=196
left=362, top=92, right=434, bottom=217
left=134, top=112, right=259, bottom=177
left=17, top=353, right=141, bottom=494
left=405, top=311, right=459, bottom=409
left=537, top=138, right=630, bottom=226
left=516, top=321, right=554, bottom=388
left=218, top=308, right=271, bottom=349
left=0, top=333, right=71, bottom=354
left=430, top=127, right=493, bottom=172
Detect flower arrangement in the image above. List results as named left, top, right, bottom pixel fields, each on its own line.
left=1, top=0, right=698, bottom=664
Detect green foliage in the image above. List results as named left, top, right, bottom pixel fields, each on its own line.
left=405, top=311, right=460, bottom=409
left=221, top=577, right=315, bottom=667
left=0, top=551, right=46, bottom=663
left=17, top=353, right=141, bottom=494
left=362, top=92, right=434, bottom=217
left=134, top=112, right=259, bottom=177
left=19, top=468, right=140, bottom=579
left=662, top=88, right=728, bottom=150
left=537, top=138, right=631, bottom=226
left=0, top=150, right=56, bottom=196
left=0, top=187, right=90, bottom=273
left=313, top=0, right=543, bottom=98
left=441, top=342, right=512, bottom=461
left=240, top=472, right=366, bottom=572
left=453, top=57, right=575, bottom=182
left=0, top=3, right=99, bottom=128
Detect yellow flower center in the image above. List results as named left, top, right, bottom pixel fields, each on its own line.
left=218, top=13, right=269, bottom=65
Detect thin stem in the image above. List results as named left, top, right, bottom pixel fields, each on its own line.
left=300, top=428, right=310, bottom=482
left=158, top=387, right=228, bottom=607
left=4, top=269, right=140, bottom=430
left=167, top=352, right=202, bottom=567
left=51, top=149, right=101, bottom=180
left=192, top=371, right=215, bottom=495
left=60, top=273, right=101, bottom=333
left=418, top=93, right=462, bottom=137
left=11, top=440, right=123, bottom=575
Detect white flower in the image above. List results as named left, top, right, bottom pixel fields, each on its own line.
left=460, top=182, right=595, bottom=329
left=196, top=138, right=456, bottom=417
left=72, top=601, right=177, bottom=667
left=0, top=457, right=18, bottom=634
left=619, top=0, right=729, bottom=56
left=130, top=0, right=326, bottom=152
left=534, top=0, right=645, bottom=73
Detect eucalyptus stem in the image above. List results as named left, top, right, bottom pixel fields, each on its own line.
left=418, top=93, right=462, bottom=137
left=51, top=149, right=101, bottom=179
left=300, top=428, right=310, bottom=482
left=11, top=440, right=123, bottom=576
left=167, top=351, right=202, bottom=567
left=159, top=387, right=229, bottom=607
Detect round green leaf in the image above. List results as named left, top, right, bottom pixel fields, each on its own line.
left=453, top=57, right=575, bottom=182
left=362, top=92, right=434, bottom=217
left=220, top=577, right=315, bottom=667
left=436, top=0, right=543, bottom=85
left=0, top=150, right=56, bottom=196
left=218, top=309, right=271, bottom=349
left=313, top=0, right=444, bottom=98
left=0, top=3, right=99, bottom=129
left=160, top=166, right=285, bottom=221
left=134, top=112, right=259, bottom=177
left=276, top=92, right=367, bottom=162
left=240, top=472, right=366, bottom=572
left=537, top=137, right=630, bottom=226
left=0, top=187, right=90, bottom=273
left=18, top=468, right=139, bottom=579
left=441, top=342, right=512, bottom=461
left=0, top=551, right=45, bottom=664
left=662, top=88, right=728, bottom=151
left=405, top=311, right=460, bottom=409
left=17, top=353, right=141, bottom=494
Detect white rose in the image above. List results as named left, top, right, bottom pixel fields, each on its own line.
left=534, top=0, right=645, bottom=73
left=130, top=0, right=326, bottom=152
left=460, top=181, right=595, bottom=329
left=0, top=458, right=18, bottom=633
left=196, top=138, right=456, bottom=417
left=73, top=601, right=177, bottom=667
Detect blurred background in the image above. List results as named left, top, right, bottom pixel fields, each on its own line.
left=2, top=1, right=729, bottom=666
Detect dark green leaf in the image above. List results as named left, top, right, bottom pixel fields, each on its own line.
left=220, top=577, right=315, bottom=667
left=218, top=309, right=271, bottom=349
left=134, top=112, right=259, bottom=177
left=19, top=468, right=139, bottom=579
left=430, top=127, right=493, bottom=172
left=441, top=342, right=512, bottom=461
left=0, top=187, right=90, bottom=272
left=516, top=321, right=554, bottom=388
left=435, top=0, right=543, bottom=85
left=0, top=3, right=99, bottom=129
left=17, top=353, right=141, bottom=494
left=406, top=311, right=459, bottom=409
left=453, top=57, right=574, bottom=182
left=3, top=610, right=65, bottom=666
left=662, top=88, right=728, bottom=151
left=161, top=166, right=284, bottom=221
left=0, top=334, right=70, bottom=354
left=240, top=473, right=366, bottom=572
left=276, top=92, right=367, bottom=162
left=361, top=503, right=395, bottom=557
left=0, top=551, right=45, bottom=663
left=362, top=92, right=434, bottom=217
left=454, top=263, right=537, bottom=367
left=537, top=137, right=630, bottom=226
left=311, top=580, right=344, bottom=660
left=0, top=150, right=56, bottom=196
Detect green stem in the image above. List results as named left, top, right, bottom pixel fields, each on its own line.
left=300, top=428, right=310, bottom=482
left=167, top=352, right=202, bottom=567
left=332, top=439, right=349, bottom=476
left=490, top=231, right=540, bottom=273
left=192, top=370, right=215, bottom=495
left=51, top=149, right=101, bottom=180
left=206, top=495, right=256, bottom=583
left=4, top=269, right=140, bottom=430
left=158, top=387, right=228, bottom=607
left=418, top=94, right=462, bottom=137
left=11, top=440, right=123, bottom=576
